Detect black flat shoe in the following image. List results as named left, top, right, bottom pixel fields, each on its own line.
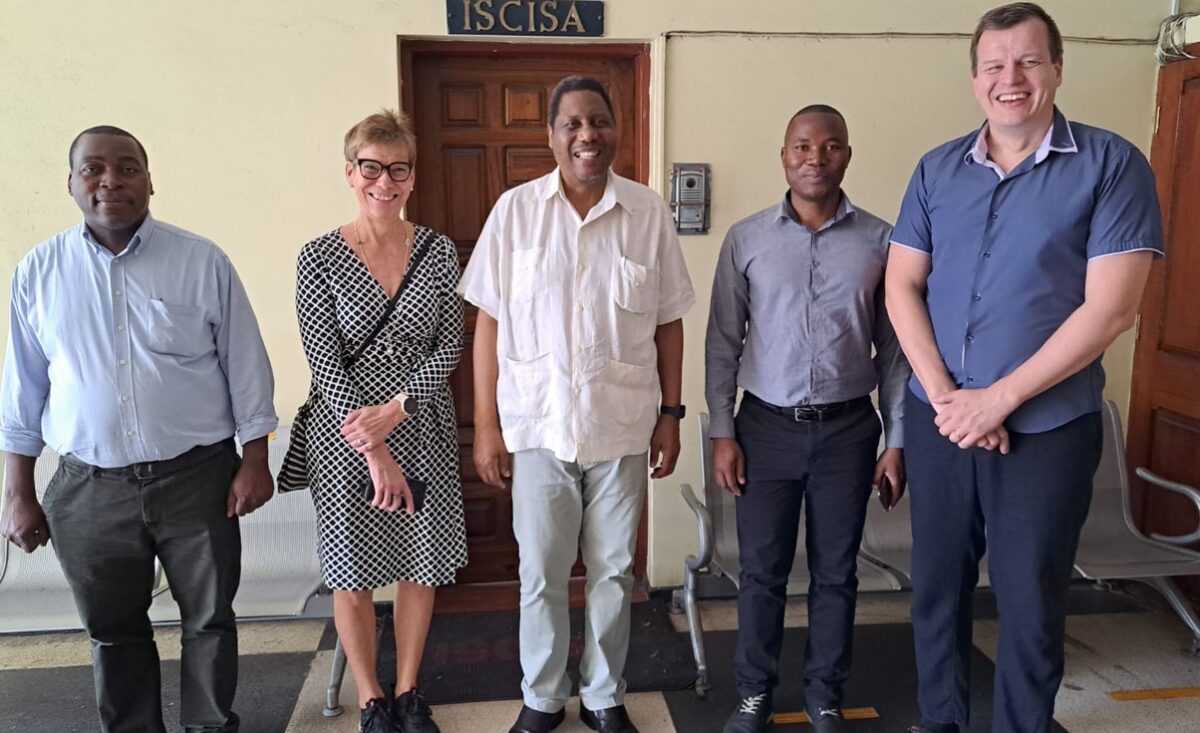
left=580, top=704, right=639, bottom=733
left=508, top=704, right=566, bottom=733
left=391, top=687, right=439, bottom=733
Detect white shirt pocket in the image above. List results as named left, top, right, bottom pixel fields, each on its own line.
left=613, top=256, right=658, bottom=315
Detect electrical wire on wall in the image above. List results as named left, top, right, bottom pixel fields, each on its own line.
left=1157, top=13, right=1197, bottom=65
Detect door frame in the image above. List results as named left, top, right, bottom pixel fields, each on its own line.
left=398, top=38, right=653, bottom=585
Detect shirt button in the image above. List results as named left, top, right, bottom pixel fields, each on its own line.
left=114, top=290, right=123, bottom=297
left=126, top=430, right=135, bottom=437
left=990, top=212, right=998, bottom=220
left=966, top=335, right=975, bottom=342
left=973, top=294, right=982, bottom=301
left=982, top=252, right=991, bottom=259
left=117, top=324, right=126, bottom=331
left=967, top=377, right=975, bottom=383
left=121, top=395, right=130, bottom=402
left=573, top=387, right=581, bottom=395
left=578, top=304, right=584, bottom=312
left=119, top=359, right=128, bottom=366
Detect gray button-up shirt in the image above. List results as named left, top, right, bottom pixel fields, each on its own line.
left=705, top=193, right=909, bottom=446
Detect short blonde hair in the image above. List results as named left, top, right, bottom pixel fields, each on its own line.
left=343, top=109, right=417, bottom=163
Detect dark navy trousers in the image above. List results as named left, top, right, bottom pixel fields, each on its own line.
left=906, top=390, right=1101, bottom=733
left=732, top=397, right=881, bottom=710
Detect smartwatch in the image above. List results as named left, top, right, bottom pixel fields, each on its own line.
left=660, top=404, right=687, bottom=420
left=394, top=392, right=418, bottom=417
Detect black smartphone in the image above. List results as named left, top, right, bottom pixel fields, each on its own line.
left=878, top=475, right=894, bottom=512
left=360, top=476, right=428, bottom=513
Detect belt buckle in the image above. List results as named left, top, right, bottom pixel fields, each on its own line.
left=793, top=406, right=814, bottom=422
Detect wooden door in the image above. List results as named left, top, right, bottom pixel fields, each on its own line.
left=402, top=42, right=650, bottom=586
left=1127, top=48, right=1200, bottom=601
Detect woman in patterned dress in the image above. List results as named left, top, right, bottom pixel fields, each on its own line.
left=295, top=109, right=466, bottom=733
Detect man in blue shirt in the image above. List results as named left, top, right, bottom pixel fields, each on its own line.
left=0, top=126, right=278, bottom=733
left=887, top=4, right=1163, bottom=733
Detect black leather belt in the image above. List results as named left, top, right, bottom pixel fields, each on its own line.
left=743, top=393, right=871, bottom=423
left=63, top=438, right=235, bottom=480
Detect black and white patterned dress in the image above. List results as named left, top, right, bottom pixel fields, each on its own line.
left=295, top=225, right=467, bottom=590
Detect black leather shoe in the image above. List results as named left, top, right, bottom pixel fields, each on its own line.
left=722, top=693, right=773, bottom=733
left=508, top=705, right=565, bottom=733
left=580, top=704, right=639, bottom=733
left=391, top=687, right=439, bottom=733
left=806, top=706, right=847, bottom=733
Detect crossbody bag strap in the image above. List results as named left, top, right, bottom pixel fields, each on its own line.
left=345, top=235, right=432, bottom=367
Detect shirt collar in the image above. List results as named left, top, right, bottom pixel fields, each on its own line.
left=78, top=213, right=156, bottom=257
left=777, top=190, right=855, bottom=231
left=964, top=106, right=1078, bottom=172
left=539, top=169, right=642, bottom=213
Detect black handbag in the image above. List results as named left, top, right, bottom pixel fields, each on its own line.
left=277, top=238, right=431, bottom=492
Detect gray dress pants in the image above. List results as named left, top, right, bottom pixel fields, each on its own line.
left=42, top=439, right=242, bottom=733
left=511, top=449, right=648, bottom=713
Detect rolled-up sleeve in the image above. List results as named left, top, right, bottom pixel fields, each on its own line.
left=0, top=266, right=51, bottom=457
left=214, top=254, right=278, bottom=443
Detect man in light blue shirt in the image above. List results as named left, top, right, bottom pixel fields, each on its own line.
left=0, top=126, right=277, bottom=733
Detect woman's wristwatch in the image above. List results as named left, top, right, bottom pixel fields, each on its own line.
left=660, top=404, right=686, bottom=420
left=393, top=392, right=418, bottom=417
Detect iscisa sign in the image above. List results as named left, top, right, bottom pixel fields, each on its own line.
left=448, top=0, right=604, bottom=37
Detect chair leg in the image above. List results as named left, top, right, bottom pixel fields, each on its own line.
left=324, top=638, right=348, bottom=717
left=1140, top=577, right=1200, bottom=655
left=682, top=555, right=710, bottom=697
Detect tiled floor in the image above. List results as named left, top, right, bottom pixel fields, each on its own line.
left=3, top=589, right=1198, bottom=732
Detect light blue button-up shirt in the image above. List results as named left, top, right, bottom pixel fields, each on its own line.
left=1, top=215, right=278, bottom=467
left=891, top=108, right=1164, bottom=432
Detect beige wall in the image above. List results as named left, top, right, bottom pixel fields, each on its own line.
left=0, top=0, right=1166, bottom=587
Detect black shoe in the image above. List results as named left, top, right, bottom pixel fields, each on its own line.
left=508, top=705, right=566, bottom=733
left=722, top=693, right=773, bottom=733
left=391, top=688, right=439, bottom=733
left=359, top=698, right=395, bottom=733
left=807, top=707, right=848, bottom=733
left=580, top=704, right=639, bottom=733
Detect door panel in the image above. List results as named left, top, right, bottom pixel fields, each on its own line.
left=1128, top=50, right=1200, bottom=601
left=403, top=42, right=649, bottom=586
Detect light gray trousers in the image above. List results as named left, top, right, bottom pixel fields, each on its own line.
left=511, top=449, right=648, bottom=712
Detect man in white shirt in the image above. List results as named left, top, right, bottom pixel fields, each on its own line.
left=459, top=76, right=694, bottom=733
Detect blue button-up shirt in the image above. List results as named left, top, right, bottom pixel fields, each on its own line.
left=891, top=108, right=1164, bottom=432
left=1, top=215, right=278, bottom=467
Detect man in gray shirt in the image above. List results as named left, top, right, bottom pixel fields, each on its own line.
left=706, top=105, right=909, bottom=733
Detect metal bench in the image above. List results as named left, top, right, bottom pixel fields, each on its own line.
left=859, top=481, right=992, bottom=590
left=1073, top=400, right=1200, bottom=654
left=0, top=427, right=323, bottom=634
left=675, top=412, right=906, bottom=695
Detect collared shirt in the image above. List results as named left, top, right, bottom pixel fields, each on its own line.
left=1, top=215, right=278, bottom=467
left=459, top=170, right=695, bottom=464
left=705, top=193, right=909, bottom=446
left=891, top=107, right=1164, bottom=432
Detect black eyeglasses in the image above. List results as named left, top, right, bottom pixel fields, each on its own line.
left=355, top=158, right=414, bottom=182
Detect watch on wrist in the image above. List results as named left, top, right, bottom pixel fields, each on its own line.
left=394, top=393, right=418, bottom=417
left=660, top=404, right=686, bottom=420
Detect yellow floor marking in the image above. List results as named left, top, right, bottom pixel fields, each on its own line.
left=772, top=707, right=880, bottom=724
left=1108, top=687, right=1200, bottom=701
